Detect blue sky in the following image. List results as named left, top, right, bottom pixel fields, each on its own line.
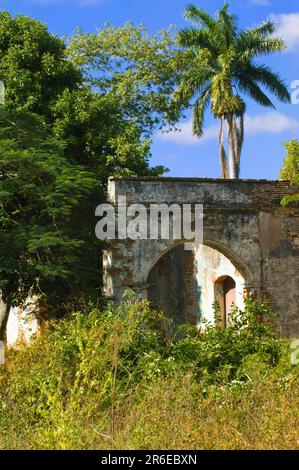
left=2, top=0, right=299, bottom=179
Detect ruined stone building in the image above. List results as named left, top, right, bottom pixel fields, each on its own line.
left=3, top=176, right=299, bottom=345
left=1, top=298, right=39, bottom=347
left=103, top=177, right=299, bottom=336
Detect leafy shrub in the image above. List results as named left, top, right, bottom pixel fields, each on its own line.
left=280, top=139, right=299, bottom=205
left=0, top=294, right=298, bottom=450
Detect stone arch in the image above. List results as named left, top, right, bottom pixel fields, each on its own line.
left=144, top=238, right=252, bottom=287
left=145, top=240, right=192, bottom=279
left=103, top=177, right=299, bottom=336
left=202, top=240, right=253, bottom=285
left=145, top=240, right=249, bottom=329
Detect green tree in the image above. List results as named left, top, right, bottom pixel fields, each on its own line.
left=0, top=12, right=167, bottom=178
left=58, top=21, right=181, bottom=176
left=0, top=111, right=99, bottom=341
left=173, top=3, right=290, bottom=178
left=0, top=11, right=81, bottom=118
left=280, top=139, right=299, bottom=205
left=68, top=22, right=180, bottom=137
left=52, top=86, right=166, bottom=179
left=0, top=14, right=170, bottom=336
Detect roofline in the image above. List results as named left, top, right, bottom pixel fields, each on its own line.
left=108, top=176, right=291, bottom=184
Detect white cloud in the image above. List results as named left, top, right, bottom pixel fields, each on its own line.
left=271, top=13, right=299, bottom=52
left=246, top=112, right=298, bottom=134
left=157, top=112, right=299, bottom=145
left=158, top=121, right=218, bottom=145
left=250, top=0, right=270, bottom=5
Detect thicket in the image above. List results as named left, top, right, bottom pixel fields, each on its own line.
left=0, top=295, right=298, bottom=450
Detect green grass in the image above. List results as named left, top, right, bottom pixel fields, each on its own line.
left=0, top=296, right=298, bottom=450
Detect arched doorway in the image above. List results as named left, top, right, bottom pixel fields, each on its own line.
left=146, top=243, right=245, bottom=330
left=147, top=244, right=199, bottom=330
left=214, top=275, right=236, bottom=329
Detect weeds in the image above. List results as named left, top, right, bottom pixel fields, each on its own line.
left=0, top=295, right=298, bottom=449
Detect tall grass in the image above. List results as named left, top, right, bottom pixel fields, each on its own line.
left=0, top=295, right=298, bottom=450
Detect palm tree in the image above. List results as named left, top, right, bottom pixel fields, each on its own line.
left=173, top=3, right=291, bottom=179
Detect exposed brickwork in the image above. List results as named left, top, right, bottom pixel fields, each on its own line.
left=104, top=177, right=299, bottom=337
left=184, top=250, right=197, bottom=325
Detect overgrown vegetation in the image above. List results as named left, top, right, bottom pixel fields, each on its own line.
left=280, top=139, right=299, bottom=205
left=0, top=11, right=172, bottom=177
left=0, top=6, right=295, bottom=329
left=0, top=296, right=298, bottom=450
left=0, top=5, right=298, bottom=452
left=0, top=112, right=99, bottom=339
left=0, top=11, right=174, bottom=329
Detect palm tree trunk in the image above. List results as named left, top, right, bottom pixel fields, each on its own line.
left=0, top=299, right=11, bottom=343
left=219, top=117, right=228, bottom=178
left=226, top=114, right=238, bottom=179
left=233, top=114, right=244, bottom=179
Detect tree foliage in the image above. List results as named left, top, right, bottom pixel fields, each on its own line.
left=0, top=12, right=166, bottom=178
left=52, top=86, right=166, bottom=179
left=0, top=111, right=100, bottom=339
left=280, top=139, right=299, bottom=205
left=68, top=22, right=180, bottom=136
left=0, top=11, right=81, bottom=118
left=0, top=12, right=180, bottom=336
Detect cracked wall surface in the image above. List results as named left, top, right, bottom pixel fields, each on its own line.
left=1, top=298, right=39, bottom=346
left=103, top=177, right=299, bottom=336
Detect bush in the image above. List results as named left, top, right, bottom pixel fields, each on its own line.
left=280, top=139, right=299, bottom=205
left=0, top=295, right=298, bottom=450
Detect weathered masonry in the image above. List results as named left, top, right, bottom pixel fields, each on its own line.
left=103, top=177, right=299, bottom=336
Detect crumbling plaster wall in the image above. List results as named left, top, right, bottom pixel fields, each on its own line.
left=194, top=244, right=244, bottom=325
left=0, top=298, right=39, bottom=346
left=103, top=177, right=299, bottom=336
